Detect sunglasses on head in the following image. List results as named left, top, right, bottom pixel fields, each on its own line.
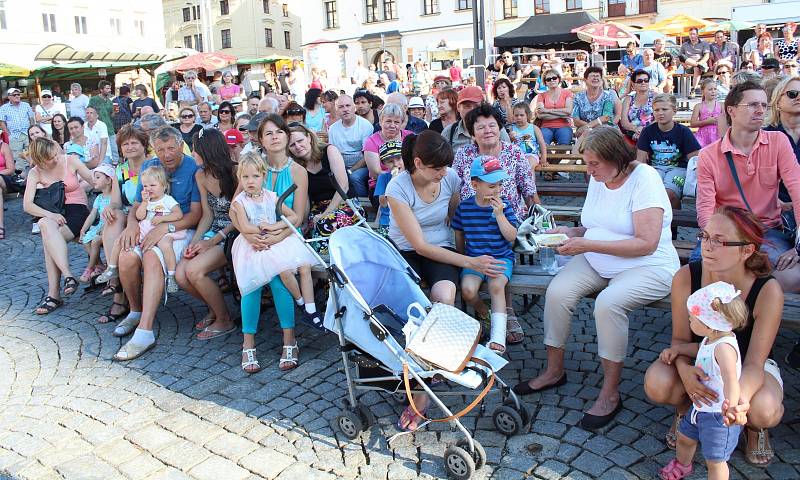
left=287, top=108, right=304, bottom=115
left=181, top=114, right=195, bottom=119
left=545, top=77, right=559, bottom=82
left=786, top=90, right=800, bottom=100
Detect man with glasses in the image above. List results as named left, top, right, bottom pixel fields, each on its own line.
left=695, top=81, right=800, bottom=288
left=495, top=51, right=523, bottom=89
left=196, top=102, right=218, bottom=128
left=710, top=30, right=739, bottom=71
left=441, top=86, right=510, bottom=151
left=621, top=42, right=644, bottom=75
left=0, top=88, right=34, bottom=169
left=177, top=70, right=210, bottom=107
left=761, top=57, right=781, bottom=81
left=678, top=27, right=710, bottom=97
left=784, top=61, right=799, bottom=76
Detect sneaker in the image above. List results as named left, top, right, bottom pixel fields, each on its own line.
left=96, top=266, right=119, bottom=284
left=786, top=341, right=800, bottom=370
left=301, top=310, right=325, bottom=330
left=32, top=223, right=40, bottom=234
left=166, top=274, right=179, bottom=294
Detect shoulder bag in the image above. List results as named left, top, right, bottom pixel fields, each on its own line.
left=33, top=180, right=66, bottom=215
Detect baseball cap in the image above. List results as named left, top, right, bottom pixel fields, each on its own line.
left=6, top=88, right=20, bottom=96
left=94, top=164, right=116, bottom=179
left=470, top=155, right=508, bottom=183
left=433, top=75, right=451, bottom=84
left=40, top=89, right=53, bottom=97
left=379, top=140, right=403, bottom=163
left=408, top=97, right=424, bottom=109
left=246, top=112, right=267, bottom=132
left=65, top=143, right=86, bottom=161
left=224, top=128, right=244, bottom=145
left=457, top=86, right=484, bottom=106
left=762, top=58, right=780, bottom=71
left=230, top=96, right=243, bottom=105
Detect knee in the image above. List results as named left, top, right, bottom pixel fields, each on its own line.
left=748, top=392, right=784, bottom=428
left=460, top=283, right=478, bottom=300
left=643, top=361, right=680, bottom=404
left=184, top=262, right=206, bottom=283
left=488, top=278, right=506, bottom=296
left=593, top=293, right=624, bottom=321
left=119, top=250, right=139, bottom=270
left=432, top=282, right=456, bottom=305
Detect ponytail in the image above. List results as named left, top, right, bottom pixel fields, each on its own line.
left=402, top=133, right=418, bottom=172
left=401, top=130, right=454, bottom=174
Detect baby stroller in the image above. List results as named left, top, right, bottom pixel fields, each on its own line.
left=315, top=226, right=529, bottom=479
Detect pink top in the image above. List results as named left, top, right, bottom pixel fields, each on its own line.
left=33, top=157, right=87, bottom=206
left=538, top=89, right=573, bottom=129
left=218, top=84, right=241, bottom=101
left=363, top=130, right=413, bottom=154
left=0, top=141, right=6, bottom=171
left=696, top=130, right=800, bottom=229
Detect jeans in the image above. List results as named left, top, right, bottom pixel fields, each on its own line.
left=349, top=167, right=370, bottom=198
left=540, top=126, right=573, bottom=146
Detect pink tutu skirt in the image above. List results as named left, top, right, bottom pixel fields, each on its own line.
left=232, top=232, right=319, bottom=297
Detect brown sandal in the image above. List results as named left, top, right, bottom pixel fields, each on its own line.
left=665, top=411, right=685, bottom=450
left=744, top=427, right=774, bottom=467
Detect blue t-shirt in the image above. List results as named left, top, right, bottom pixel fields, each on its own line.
left=374, top=172, right=393, bottom=227
left=135, top=155, right=200, bottom=214
left=450, top=196, right=519, bottom=260
left=622, top=53, right=644, bottom=72
left=637, top=122, right=701, bottom=169
left=510, top=124, right=540, bottom=156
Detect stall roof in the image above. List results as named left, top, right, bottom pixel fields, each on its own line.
left=31, top=60, right=167, bottom=80
left=35, top=44, right=170, bottom=63
left=495, top=12, right=597, bottom=48
left=238, top=54, right=297, bottom=65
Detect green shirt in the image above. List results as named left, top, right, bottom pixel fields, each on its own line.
left=88, top=94, right=115, bottom=134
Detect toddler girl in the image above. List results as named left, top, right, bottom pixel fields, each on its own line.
left=691, top=78, right=721, bottom=147
left=659, top=281, right=748, bottom=480
left=509, top=103, right=546, bottom=171
left=230, top=153, right=319, bottom=373
left=97, top=166, right=185, bottom=294
left=78, top=164, right=116, bottom=283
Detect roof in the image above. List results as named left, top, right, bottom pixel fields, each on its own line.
left=35, top=44, right=170, bottom=63
left=31, top=60, right=167, bottom=80
left=495, top=12, right=597, bottom=48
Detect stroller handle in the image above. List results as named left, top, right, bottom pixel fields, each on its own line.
left=275, top=184, right=298, bottom=219
left=329, top=171, right=350, bottom=201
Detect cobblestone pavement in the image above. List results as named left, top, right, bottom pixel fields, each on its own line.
left=0, top=196, right=798, bottom=480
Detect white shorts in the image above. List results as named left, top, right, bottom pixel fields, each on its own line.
left=133, top=229, right=194, bottom=274
left=764, top=358, right=783, bottom=390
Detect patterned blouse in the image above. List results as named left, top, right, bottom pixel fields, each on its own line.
left=452, top=141, right=537, bottom=220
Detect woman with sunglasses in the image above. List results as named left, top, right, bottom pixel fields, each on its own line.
left=34, top=90, right=65, bottom=136
left=215, top=101, right=236, bottom=132
left=620, top=69, right=655, bottom=145
left=714, top=64, right=732, bottom=100
left=234, top=114, right=251, bottom=144
left=172, top=107, right=203, bottom=151
left=644, top=207, right=785, bottom=467
left=282, top=101, right=306, bottom=125
left=536, top=69, right=574, bottom=147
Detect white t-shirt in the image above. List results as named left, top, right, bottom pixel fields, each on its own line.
left=580, top=163, right=679, bottom=278
left=85, top=120, right=111, bottom=160
left=146, top=194, right=180, bottom=220
left=695, top=335, right=741, bottom=412
left=35, top=103, right=66, bottom=135
left=69, top=94, right=89, bottom=120
left=386, top=168, right=460, bottom=252
left=327, top=116, right=374, bottom=169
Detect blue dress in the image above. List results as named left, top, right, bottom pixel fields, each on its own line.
left=82, top=193, right=112, bottom=244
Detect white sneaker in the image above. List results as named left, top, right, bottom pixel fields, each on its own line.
left=31, top=223, right=40, bottom=234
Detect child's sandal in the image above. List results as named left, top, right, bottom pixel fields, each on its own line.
left=659, top=458, right=693, bottom=480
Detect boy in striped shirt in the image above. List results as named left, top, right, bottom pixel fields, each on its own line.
left=451, top=156, right=520, bottom=354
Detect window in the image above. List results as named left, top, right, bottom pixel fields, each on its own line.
left=134, top=19, right=145, bottom=36
left=194, top=34, right=204, bottom=52
left=42, top=12, right=56, bottom=32
left=534, top=0, right=549, bottom=14
left=423, top=0, right=439, bottom=15
left=220, top=0, right=229, bottom=15
left=184, top=36, right=193, bottom=48
left=0, top=1, right=6, bottom=30
left=284, top=30, right=291, bottom=49
left=456, top=0, right=472, bottom=10
left=262, top=0, right=270, bottom=13
left=221, top=29, right=231, bottom=48
left=566, top=0, right=582, bottom=9
left=265, top=28, right=273, bottom=47
left=192, top=5, right=201, bottom=20
left=282, top=3, right=288, bottom=16
left=365, top=0, right=379, bottom=22
left=383, top=0, right=397, bottom=19
left=109, top=18, right=121, bottom=34
left=503, top=0, right=517, bottom=18
left=74, top=16, right=87, bottom=34
left=324, top=1, right=338, bottom=28
left=183, top=7, right=191, bottom=22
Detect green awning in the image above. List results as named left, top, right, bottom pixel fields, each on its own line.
left=237, top=55, right=295, bottom=65
left=30, top=60, right=168, bottom=80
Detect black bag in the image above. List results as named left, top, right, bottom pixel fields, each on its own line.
left=33, top=181, right=66, bottom=215
left=2, top=172, right=26, bottom=193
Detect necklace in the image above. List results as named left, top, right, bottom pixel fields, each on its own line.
left=267, top=158, right=291, bottom=173
left=245, top=190, right=263, bottom=198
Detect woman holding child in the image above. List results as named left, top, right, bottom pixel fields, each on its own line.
left=644, top=206, right=784, bottom=467
left=514, top=126, right=679, bottom=430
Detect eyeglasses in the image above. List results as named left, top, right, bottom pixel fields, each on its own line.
left=696, top=232, right=751, bottom=248
left=180, top=114, right=195, bottom=119
left=8, top=93, right=20, bottom=97
left=545, top=77, right=559, bottom=82
left=785, top=64, right=799, bottom=69
left=42, top=95, right=52, bottom=98
left=218, top=110, right=232, bottom=115
left=716, top=70, right=730, bottom=74
left=736, top=102, right=768, bottom=110
left=238, top=126, right=248, bottom=131
left=786, top=90, right=800, bottom=100
left=633, top=78, right=650, bottom=84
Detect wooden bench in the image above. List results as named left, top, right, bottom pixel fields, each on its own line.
left=537, top=183, right=589, bottom=196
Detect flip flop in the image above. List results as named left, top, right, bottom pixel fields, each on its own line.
left=195, top=314, right=216, bottom=331
left=196, top=325, right=237, bottom=341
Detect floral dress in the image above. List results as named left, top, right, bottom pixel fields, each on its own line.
left=452, top=141, right=537, bottom=220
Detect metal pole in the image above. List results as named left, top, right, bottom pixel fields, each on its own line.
left=473, top=0, right=486, bottom=87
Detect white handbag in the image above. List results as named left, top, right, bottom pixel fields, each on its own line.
left=405, top=303, right=481, bottom=373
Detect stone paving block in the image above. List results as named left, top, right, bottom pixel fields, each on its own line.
left=583, top=435, right=619, bottom=456
left=204, top=432, right=258, bottom=461
left=143, top=467, right=193, bottom=480
left=572, top=451, right=614, bottom=477
left=118, top=453, right=167, bottom=479
left=237, top=448, right=294, bottom=479
left=187, top=454, right=251, bottom=480
left=15, top=462, right=63, bottom=480
left=600, top=466, right=640, bottom=480
left=95, top=438, right=144, bottom=465
left=125, top=425, right=180, bottom=453
left=152, top=439, right=211, bottom=471
left=275, top=463, right=336, bottom=480
left=535, top=459, right=571, bottom=480
left=54, top=454, right=123, bottom=480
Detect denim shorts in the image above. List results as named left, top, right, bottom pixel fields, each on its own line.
left=461, top=257, right=514, bottom=281
left=679, top=407, right=742, bottom=462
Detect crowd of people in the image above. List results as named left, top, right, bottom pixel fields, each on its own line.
left=0, top=20, right=798, bottom=476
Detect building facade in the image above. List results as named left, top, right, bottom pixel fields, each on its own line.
left=0, top=0, right=166, bottom=65
left=162, top=0, right=301, bottom=59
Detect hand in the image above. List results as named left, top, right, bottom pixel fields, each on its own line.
left=141, top=191, right=151, bottom=202
left=779, top=200, right=793, bottom=212
left=774, top=248, right=799, bottom=271
left=101, top=207, right=118, bottom=224
left=311, top=213, right=328, bottom=225
left=140, top=223, right=168, bottom=251
left=467, top=255, right=505, bottom=278
left=150, top=216, right=162, bottom=226
left=243, top=232, right=271, bottom=251
left=47, top=212, right=66, bottom=226
left=546, top=226, right=573, bottom=236
left=677, top=364, right=718, bottom=407
left=556, top=237, right=589, bottom=256
left=184, top=238, right=213, bottom=257
left=489, top=196, right=505, bottom=216
left=660, top=347, right=678, bottom=365
left=721, top=398, right=750, bottom=426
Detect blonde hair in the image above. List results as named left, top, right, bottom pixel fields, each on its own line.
left=709, top=295, right=749, bottom=331
left=768, top=74, right=800, bottom=126
left=140, top=166, right=170, bottom=194
left=237, top=151, right=267, bottom=181
left=29, top=137, right=61, bottom=169
left=652, top=93, right=677, bottom=110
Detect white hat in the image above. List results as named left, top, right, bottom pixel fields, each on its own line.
left=6, top=88, right=20, bottom=96
left=94, top=164, right=116, bottom=179
left=230, top=96, right=243, bottom=105
left=408, top=96, right=424, bottom=109
left=41, top=89, right=53, bottom=97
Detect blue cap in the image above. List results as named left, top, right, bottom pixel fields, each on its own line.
left=65, top=143, right=85, bottom=161
left=470, top=155, right=508, bottom=183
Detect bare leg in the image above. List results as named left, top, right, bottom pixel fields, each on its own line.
left=119, top=250, right=143, bottom=312
left=38, top=218, right=74, bottom=278
left=87, top=238, right=102, bottom=269
left=460, top=274, right=487, bottom=316
left=707, top=461, right=729, bottom=480
left=298, top=265, right=314, bottom=304
left=676, top=432, right=697, bottom=466
left=585, top=357, right=622, bottom=416
left=182, top=248, right=234, bottom=335
left=42, top=246, right=61, bottom=299
left=137, top=251, right=165, bottom=331
left=157, top=237, right=177, bottom=272
left=523, top=346, right=565, bottom=389
left=279, top=270, right=302, bottom=301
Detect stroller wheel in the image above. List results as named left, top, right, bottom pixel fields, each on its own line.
left=493, top=405, right=525, bottom=436
left=336, top=410, right=364, bottom=440
left=444, top=444, right=476, bottom=480
left=455, top=439, right=486, bottom=470
left=504, top=399, right=531, bottom=426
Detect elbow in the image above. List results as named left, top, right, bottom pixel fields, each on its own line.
left=640, top=239, right=660, bottom=256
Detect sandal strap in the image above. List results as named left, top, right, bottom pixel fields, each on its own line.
left=242, top=348, right=259, bottom=367
left=280, top=344, right=299, bottom=365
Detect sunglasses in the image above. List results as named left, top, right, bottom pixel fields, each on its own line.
left=786, top=90, right=800, bottom=100
left=42, top=95, right=52, bottom=98
left=9, top=93, right=20, bottom=97
left=238, top=126, right=248, bottom=131
left=218, top=110, right=232, bottom=114
left=786, top=64, right=799, bottom=69
left=180, top=114, right=195, bottom=119
left=716, top=70, right=730, bottom=74
left=287, top=108, right=305, bottom=115
left=633, top=78, right=649, bottom=84
left=545, top=77, right=559, bottom=82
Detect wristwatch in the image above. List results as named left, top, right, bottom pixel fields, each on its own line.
left=167, top=223, right=176, bottom=234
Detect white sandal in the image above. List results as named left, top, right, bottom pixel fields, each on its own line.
left=488, top=313, right=507, bottom=354
left=279, top=343, right=299, bottom=371
left=241, top=348, right=262, bottom=374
